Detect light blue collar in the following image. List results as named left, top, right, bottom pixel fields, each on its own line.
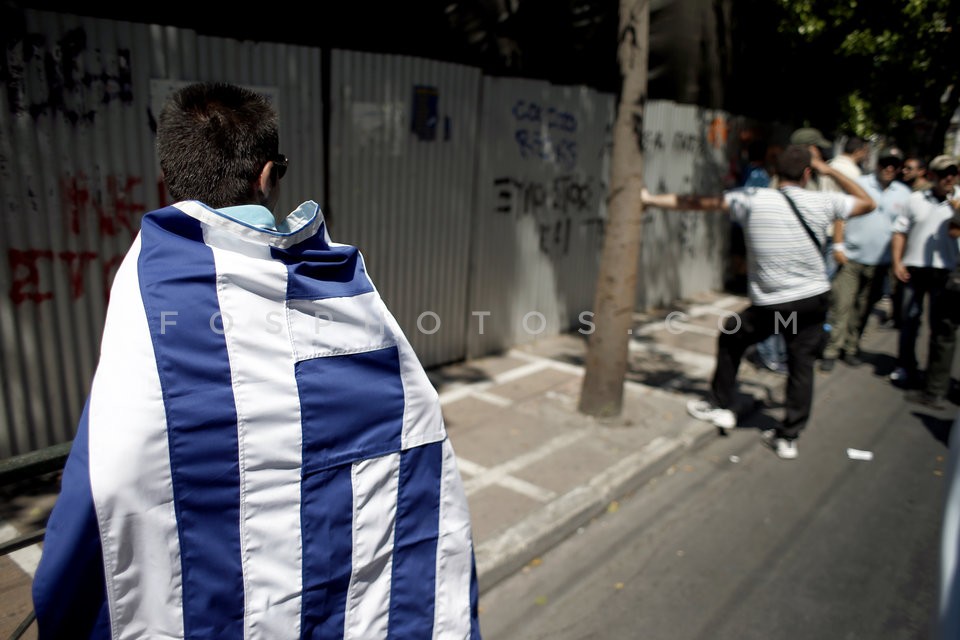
left=219, top=204, right=289, bottom=233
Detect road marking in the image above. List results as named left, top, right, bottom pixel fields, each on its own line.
left=461, top=429, right=588, bottom=498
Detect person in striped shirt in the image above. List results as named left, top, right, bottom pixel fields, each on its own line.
left=642, top=144, right=875, bottom=460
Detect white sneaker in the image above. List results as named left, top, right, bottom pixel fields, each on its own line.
left=686, top=399, right=736, bottom=431
left=889, top=367, right=910, bottom=384
left=774, top=438, right=798, bottom=460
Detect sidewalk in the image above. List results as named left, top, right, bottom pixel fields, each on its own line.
left=432, top=290, right=790, bottom=592
left=1, top=289, right=865, bottom=636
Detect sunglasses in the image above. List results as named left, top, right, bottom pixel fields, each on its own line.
left=272, top=154, right=288, bottom=180
left=938, top=166, right=959, bottom=177
left=878, top=159, right=902, bottom=169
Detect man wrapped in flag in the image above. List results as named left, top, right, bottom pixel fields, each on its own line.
left=32, top=82, right=482, bottom=640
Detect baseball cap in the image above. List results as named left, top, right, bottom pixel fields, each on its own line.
left=929, top=154, right=958, bottom=172
left=790, top=127, right=831, bottom=149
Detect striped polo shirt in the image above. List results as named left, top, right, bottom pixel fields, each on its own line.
left=725, top=186, right=854, bottom=306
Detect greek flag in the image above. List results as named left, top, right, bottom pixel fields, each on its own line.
left=32, top=201, right=481, bottom=639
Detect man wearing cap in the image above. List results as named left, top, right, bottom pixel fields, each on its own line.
left=641, top=145, right=875, bottom=460
left=890, top=154, right=960, bottom=409
left=820, top=147, right=912, bottom=371
left=789, top=128, right=834, bottom=190
left=787, top=128, right=848, bottom=281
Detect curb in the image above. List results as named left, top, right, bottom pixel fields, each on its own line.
left=475, top=417, right=717, bottom=593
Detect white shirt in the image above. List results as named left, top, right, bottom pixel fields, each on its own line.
left=820, top=155, right=863, bottom=193
left=847, top=174, right=912, bottom=265
left=892, top=187, right=960, bottom=270
left=725, top=186, right=854, bottom=306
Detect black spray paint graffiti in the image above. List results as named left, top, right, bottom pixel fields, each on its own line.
left=511, top=100, right=579, bottom=171
left=2, top=26, right=133, bottom=124
left=639, top=129, right=708, bottom=155
left=494, top=175, right=594, bottom=217
left=493, top=175, right=605, bottom=256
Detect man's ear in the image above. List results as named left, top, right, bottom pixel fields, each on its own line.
left=256, top=161, right=274, bottom=204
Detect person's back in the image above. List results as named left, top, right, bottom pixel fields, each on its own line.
left=729, top=185, right=841, bottom=305
left=31, top=82, right=482, bottom=640
left=820, top=136, right=867, bottom=192
left=641, top=144, right=875, bottom=461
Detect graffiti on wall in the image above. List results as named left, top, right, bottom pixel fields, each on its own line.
left=7, top=171, right=143, bottom=305
left=511, top=100, right=579, bottom=172
left=1, top=19, right=155, bottom=306
left=2, top=25, right=134, bottom=124
left=492, top=174, right=604, bottom=257
left=491, top=97, right=609, bottom=257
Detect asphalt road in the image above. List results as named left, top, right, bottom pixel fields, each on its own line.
left=479, top=324, right=955, bottom=640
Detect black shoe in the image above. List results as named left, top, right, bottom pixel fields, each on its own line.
left=819, top=358, right=836, bottom=372
left=842, top=352, right=863, bottom=367
left=905, top=391, right=946, bottom=410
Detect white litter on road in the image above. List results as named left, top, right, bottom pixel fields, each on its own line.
left=846, top=448, right=874, bottom=461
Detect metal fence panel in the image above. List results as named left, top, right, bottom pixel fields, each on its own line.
left=0, top=9, right=323, bottom=456
left=2, top=11, right=767, bottom=458
left=468, top=77, right=615, bottom=358
left=327, top=50, right=482, bottom=368
left=637, top=102, right=732, bottom=309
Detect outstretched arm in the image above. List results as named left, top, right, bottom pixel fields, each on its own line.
left=641, top=188, right=729, bottom=212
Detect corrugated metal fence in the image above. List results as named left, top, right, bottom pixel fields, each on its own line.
left=327, top=50, right=481, bottom=367
left=1, top=9, right=735, bottom=456
left=467, top=77, right=615, bottom=358
left=1, top=10, right=324, bottom=455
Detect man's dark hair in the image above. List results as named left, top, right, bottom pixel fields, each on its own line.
left=157, top=82, right=279, bottom=208
left=776, top=145, right=811, bottom=182
left=843, top=136, right=867, bottom=154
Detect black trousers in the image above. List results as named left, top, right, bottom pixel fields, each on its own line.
left=710, top=292, right=830, bottom=440
left=897, top=267, right=959, bottom=397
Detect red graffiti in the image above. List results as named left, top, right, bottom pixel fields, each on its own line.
left=8, top=248, right=124, bottom=305
left=60, top=251, right=99, bottom=298
left=60, top=172, right=145, bottom=239
left=9, top=249, right=55, bottom=304
left=103, top=175, right=144, bottom=237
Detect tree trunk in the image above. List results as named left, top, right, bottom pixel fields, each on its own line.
left=930, top=78, right=960, bottom=158
left=578, top=0, right=650, bottom=417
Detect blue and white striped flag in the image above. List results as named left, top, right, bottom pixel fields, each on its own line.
left=32, top=200, right=481, bottom=639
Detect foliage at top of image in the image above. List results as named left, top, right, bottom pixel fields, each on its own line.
left=752, top=0, right=959, bottom=152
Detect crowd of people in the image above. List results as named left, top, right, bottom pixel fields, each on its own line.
left=644, top=127, right=960, bottom=460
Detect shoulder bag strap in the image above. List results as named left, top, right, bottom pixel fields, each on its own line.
left=779, top=189, right=823, bottom=255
